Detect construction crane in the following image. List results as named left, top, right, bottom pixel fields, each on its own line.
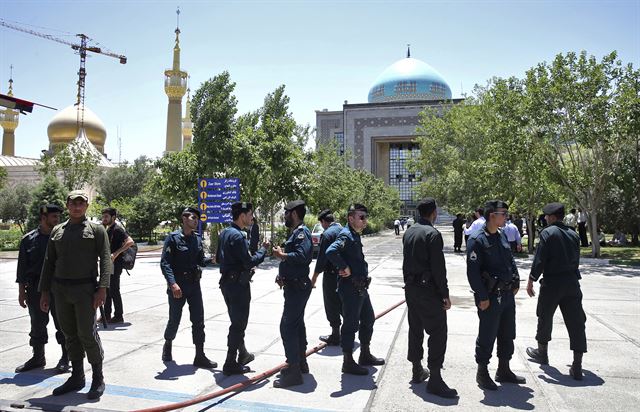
left=0, top=18, right=126, bottom=126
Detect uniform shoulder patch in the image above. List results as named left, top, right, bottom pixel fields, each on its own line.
left=297, top=232, right=305, bottom=239
left=469, top=251, right=478, bottom=261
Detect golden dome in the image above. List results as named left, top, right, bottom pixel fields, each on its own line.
left=47, top=105, right=107, bottom=153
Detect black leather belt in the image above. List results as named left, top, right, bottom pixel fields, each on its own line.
left=53, top=276, right=95, bottom=285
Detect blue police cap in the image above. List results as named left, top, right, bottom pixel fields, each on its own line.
left=347, top=203, right=368, bottom=214
left=182, top=207, right=201, bottom=219
left=318, top=209, right=333, bottom=221
left=543, top=202, right=564, bottom=216
left=284, top=200, right=305, bottom=211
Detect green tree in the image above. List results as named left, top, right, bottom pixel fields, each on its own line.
left=127, top=190, right=164, bottom=242
left=39, top=138, right=101, bottom=191
left=26, top=174, right=67, bottom=231
left=525, top=51, right=637, bottom=257
left=0, top=167, right=8, bottom=189
left=0, top=184, right=33, bottom=233
left=98, top=155, right=154, bottom=203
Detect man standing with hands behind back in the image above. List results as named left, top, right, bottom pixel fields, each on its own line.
left=39, top=190, right=113, bottom=399
left=403, top=198, right=457, bottom=398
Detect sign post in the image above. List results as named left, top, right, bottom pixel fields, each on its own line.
left=197, top=178, right=240, bottom=226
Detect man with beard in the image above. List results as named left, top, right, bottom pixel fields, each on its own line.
left=272, top=200, right=313, bottom=388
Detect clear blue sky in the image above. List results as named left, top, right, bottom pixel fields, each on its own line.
left=1, top=0, right=638, bottom=162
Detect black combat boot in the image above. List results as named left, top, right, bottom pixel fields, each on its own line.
left=52, top=360, right=85, bottom=396
left=193, top=343, right=217, bottom=369
left=55, top=344, right=70, bottom=374
left=223, top=349, right=250, bottom=376
left=495, top=358, right=526, bottom=384
left=476, top=364, right=498, bottom=390
left=569, top=351, right=583, bottom=380
left=526, top=342, right=549, bottom=365
left=87, top=361, right=105, bottom=399
left=238, top=342, right=255, bottom=366
left=358, top=345, right=385, bottom=366
left=411, top=360, right=430, bottom=383
left=273, top=363, right=303, bottom=388
left=162, top=340, right=172, bottom=362
left=15, top=345, right=46, bottom=373
left=342, top=352, right=368, bottom=375
left=427, top=368, right=458, bottom=398
left=319, top=326, right=340, bottom=346
left=300, top=351, right=309, bottom=373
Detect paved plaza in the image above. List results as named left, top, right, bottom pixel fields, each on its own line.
left=0, top=226, right=638, bottom=411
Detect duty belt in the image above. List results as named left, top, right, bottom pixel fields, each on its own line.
left=405, top=273, right=432, bottom=287
left=53, top=276, right=96, bottom=285
left=175, top=268, right=202, bottom=282
left=220, top=269, right=254, bottom=286
left=348, top=276, right=372, bottom=296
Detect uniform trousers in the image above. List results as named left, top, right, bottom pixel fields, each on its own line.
left=338, top=278, right=375, bottom=353
left=164, top=279, right=205, bottom=344
left=322, top=271, right=342, bottom=328
left=27, top=283, right=65, bottom=347
left=405, top=284, right=447, bottom=369
left=536, top=277, right=587, bottom=352
left=51, top=282, right=104, bottom=363
left=475, top=290, right=516, bottom=365
left=105, top=262, right=123, bottom=318
left=454, top=231, right=463, bottom=250
left=280, top=278, right=311, bottom=364
left=221, top=281, right=251, bottom=353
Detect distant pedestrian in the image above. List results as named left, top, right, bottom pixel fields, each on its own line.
left=464, top=207, right=485, bottom=239
left=503, top=216, right=523, bottom=253
left=577, top=209, right=589, bottom=247
left=526, top=202, right=587, bottom=380
left=452, top=213, right=464, bottom=252
left=564, top=208, right=577, bottom=231
left=394, top=218, right=401, bottom=236
left=249, top=216, right=260, bottom=255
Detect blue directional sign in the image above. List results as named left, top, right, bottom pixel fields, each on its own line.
left=197, top=178, right=240, bottom=223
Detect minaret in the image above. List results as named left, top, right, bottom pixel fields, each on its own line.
left=164, top=8, right=188, bottom=153
left=182, top=86, right=193, bottom=148
left=0, top=66, right=19, bottom=156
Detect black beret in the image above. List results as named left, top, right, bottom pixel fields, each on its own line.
left=318, top=209, right=333, bottom=221
left=284, top=200, right=305, bottom=211
left=485, top=199, right=509, bottom=210
left=231, top=201, right=253, bottom=213
left=40, top=204, right=63, bottom=215
left=182, top=207, right=201, bottom=219
left=348, top=203, right=368, bottom=214
left=543, top=202, right=565, bottom=216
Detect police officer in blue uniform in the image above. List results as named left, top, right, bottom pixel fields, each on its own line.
left=326, top=203, right=385, bottom=376
left=467, top=200, right=525, bottom=390
left=526, top=202, right=587, bottom=380
left=272, top=200, right=313, bottom=388
left=311, top=209, right=343, bottom=346
left=160, top=207, right=216, bottom=369
left=15, top=204, right=69, bottom=374
left=217, top=201, right=269, bottom=375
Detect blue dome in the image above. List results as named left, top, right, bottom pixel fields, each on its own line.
left=368, top=57, right=452, bottom=103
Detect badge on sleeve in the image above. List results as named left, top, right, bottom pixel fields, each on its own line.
left=297, top=233, right=305, bottom=239
left=469, top=251, right=477, bottom=261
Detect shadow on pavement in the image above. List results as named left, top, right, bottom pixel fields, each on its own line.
left=410, top=382, right=460, bottom=406
left=581, top=265, right=640, bottom=278
left=27, top=390, right=100, bottom=410
left=0, top=369, right=59, bottom=387
left=538, top=364, right=605, bottom=387
left=330, top=370, right=377, bottom=398
left=155, top=361, right=199, bottom=380
left=480, top=384, right=534, bottom=410
left=97, top=321, right=132, bottom=331
left=316, top=342, right=359, bottom=357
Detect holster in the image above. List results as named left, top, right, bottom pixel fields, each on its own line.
left=351, top=276, right=371, bottom=296
left=480, top=271, right=499, bottom=294
left=177, top=268, right=202, bottom=283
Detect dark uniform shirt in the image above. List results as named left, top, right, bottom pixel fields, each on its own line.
left=16, top=226, right=49, bottom=286
left=313, top=222, right=342, bottom=275
left=160, top=229, right=211, bottom=285
left=467, top=224, right=519, bottom=301
left=325, top=224, right=368, bottom=279
left=39, top=218, right=113, bottom=291
left=529, top=222, right=581, bottom=281
left=452, top=217, right=465, bottom=233
left=216, top=223, right=266, bottom=274
left=278, top=223, right=312, bottom=280
left=402, top=218, right=449, bottom=299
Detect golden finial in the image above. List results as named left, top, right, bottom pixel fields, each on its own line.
left=8, top=64, right=14, bottom=97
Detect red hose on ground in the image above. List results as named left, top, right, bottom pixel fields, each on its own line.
left=132, top=298, right=406, bottom=412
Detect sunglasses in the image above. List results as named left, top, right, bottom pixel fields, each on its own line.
left=492, top=211, right=507, bottom=216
